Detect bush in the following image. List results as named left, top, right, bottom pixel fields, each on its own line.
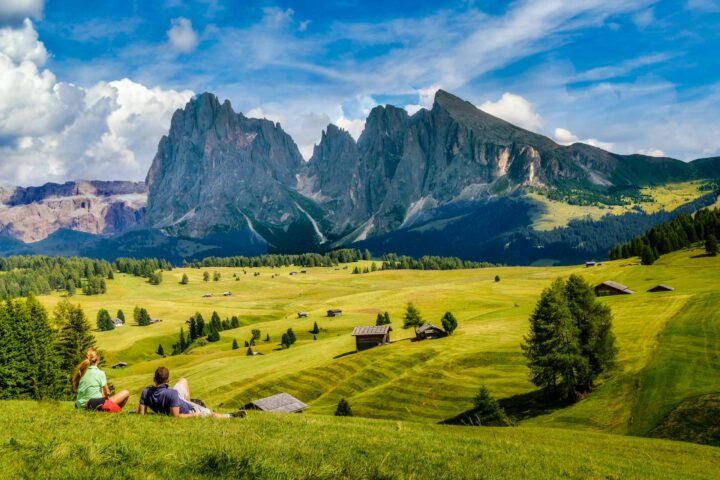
left=441, top=312, right=457, bottom=335
left=335, top=398, right=353, bottom=416
left=473, top=386, right=509, bottom=426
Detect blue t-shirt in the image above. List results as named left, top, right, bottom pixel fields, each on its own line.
left=139, top=384, right=191, bottom=415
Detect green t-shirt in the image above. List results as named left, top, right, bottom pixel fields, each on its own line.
left=75, top=365, right=107, bottom=408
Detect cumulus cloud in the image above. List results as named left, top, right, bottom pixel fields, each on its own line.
left=167, top=17, right=199, bottom=53
left=479, top=93, right=544, bottom=131
left=553, top=127, right=614, bottom=151
left=0, top=20, right=193, bottom=185
left=0, top=0, right=43, bottom=24
left=637, top=148, right=666, bottom=157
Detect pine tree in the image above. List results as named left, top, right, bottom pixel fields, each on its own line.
left=640, top=245, right=656, bottom=265
left=203, top=271, right=210, bottom=282
left=189, top=317, right=198, bottom=341
left=179, top=328, right=187, bottom=352
left=195, top=312, right=206, bottom=337
left=231, top=316, right=240, bottom=329
left=310, top=322, right=320, bottom=334
left=96, top=308, right=114, bottom=331
left=402, top=302, right=423, bottom=331
left=287, top=328, right=296, bottom=345
left=495, top=275, right=501, bottom=282
left=265, top=333, right=270, bottom=342
left=211, top=311, right=222, bottom=332
left=213, top=271, right=221, bottom=281
left=472, top=386, right=509, bottom=426
left=180, top=273, right=189, bottom=285
left=384, top=312, right=391, bottom=324
left=56, top=301, right=97, bottom=377
left=375, top=313, right=386, bottom=326
left=706, top=234, right=718, bottom=256
left=521, top=278, right=590, bottom=402
left=232, top=339, right=239, bottom=350
left=441, top=311, right=458, bottom=334
left=116, top=309, right=125, bottom=323
left=335, top=398, right=353, bottom=416
left=281, top=333, right=291, bottom=349
left=66, top=279, right=76, bottom=297
left=244, top=340, right=249, bottom=347
left=107, top=270, right=114, bottom=280
left=157, top=344, right=165, bottom=356
left=246, top=347, right=254, bottom=356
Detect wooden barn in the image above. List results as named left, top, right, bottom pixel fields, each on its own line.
left=327, top=309, right=343, bottom=317
left=244, top=393, right=308, bottom=413
left=648, top=284, right=675, bottom=292
left=351, top=325, right=391, bottom=351
left=416, top=323, right=447, bottom=340
left=595, top=281, right=635, bottom=296
left=297, top=312, right=309, bottom=318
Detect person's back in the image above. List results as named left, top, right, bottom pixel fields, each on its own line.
left=75, top=364, right=106, bottom=409
left=139, top=383, right=191, bottom=415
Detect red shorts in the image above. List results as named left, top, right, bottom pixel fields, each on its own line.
left=86, top=397, right=122, bottom=413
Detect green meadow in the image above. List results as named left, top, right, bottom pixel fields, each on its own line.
left=2, top=247, right=719, bottom=478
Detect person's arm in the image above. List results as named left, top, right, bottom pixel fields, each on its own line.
left=169, top=406, right=198, bottom=418
left=102, top=384, right=111, bottom=398
left=138, top=404, right=147, bottom=415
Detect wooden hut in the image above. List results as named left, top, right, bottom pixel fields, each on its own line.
left=244, top=393, right=308, bottom=413
left=648, top=284, right=675, bottom=292
left=327, top=309, right=343, bottom=317
left=585, top=261, right=596, bottom=268
left=594, top=281, right=635, bottom=297
left=297, top=312, right=309, bottom=318
left=351, top=325, right=392, bottom=351
left=416, top=323, right=447, bottom=340
left=111, top=318, right=124, bottom=328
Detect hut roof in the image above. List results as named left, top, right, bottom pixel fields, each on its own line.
left=417, top=323, right=444, bottom=334
left=245, top=393, right=308, bottom=413
left=352, top=325, right=392, bottom=336
left=649, top=284, right=675, bottom=292
left=597, top=281, right=635, bottom=294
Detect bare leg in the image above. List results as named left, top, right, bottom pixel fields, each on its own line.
left=175, top=378, right=190, bottom=400
left=109, top=389, right=130, bottom=408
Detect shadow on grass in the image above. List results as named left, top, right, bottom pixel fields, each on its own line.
left=333, top=351, right=356, bottom=359
left=441, top=389, right=570, bottom=426
left=690, top=253, right=716, bottom=259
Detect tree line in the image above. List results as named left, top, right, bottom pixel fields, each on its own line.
left=380, top=254, right=495, bottom=270
left=608, top=207, right=720, bottom=264
left=0, top=256, right=113, bottom=299
left=0, top=296, right=96, bottom=400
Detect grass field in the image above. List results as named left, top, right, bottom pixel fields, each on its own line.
left=1, top=401, right=719, bottom=480
left=529, top=180, right=709, bottom=230
left=2, top=247, right=720, bottom=477
left=26, top=246, right=720, bottom=436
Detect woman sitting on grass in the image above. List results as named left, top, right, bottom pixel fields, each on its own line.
left=72, top=348, right=130, bottom=413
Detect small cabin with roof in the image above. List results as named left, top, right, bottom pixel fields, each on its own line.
left=585, top=261, right=596, bottom=268
left=327, top=309, right=342, bottom=317
left=244, top=393, right=308, bottom=413
left=648, top=284, right=675, bottom=293
left=351, top=325, right=392, bottom=351
left=297, top=312, right=309, bottom=318
left=111, top=318, right=124, bottom=328
left=111, top=362, right=127, bottom=369
left=595, top=281, right=635, bottom=297
left=416, top=323, right=447, bottom=340
left=223, top=291, right=232, bottom=296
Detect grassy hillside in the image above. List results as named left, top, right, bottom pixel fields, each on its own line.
left=1, top=401, right=719, bottom=480
left=28, top=247, right=720, bottom=440
left=529, top=180, right=710, bottom=231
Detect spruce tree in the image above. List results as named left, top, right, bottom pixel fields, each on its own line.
left=116, top=309, right=125, bottom=324
left=495, top=275, right=501, bottom=282
left=157, top=344, right=165, bottom=356
left=376, top=313, right=386, bottom=326
left=195, top=312, right=206, bottom=337
left=640, top=245, right=656, bottom=265
left=203, top=271, right=210, bottom=282
left=281, top=333, right=291, bottom=349
left=232, top=339, right=239, bottom=350
left=189, top=317, right=198, bottom=341
left=287, top=328, right=296, bottom=345
left=180, top=273, right=189, bottom=285
left=265, top=333, right=270, bottom=342
left=473, top=386, right=509, bottom=426
left=310, top=322, right=320, bottom=334
left=335, top=398, right=353, bottom=416
left=402, top=302, right=423, bottom=331
left=231, top=316, right=240, bottom=329
left=246, top=347, right=254, bottom=356
left=384, top=312, right=391, bottom=324
left=96, top=308, right=114, bottom=331
left=56, top=301, right=97, bottom=377
left=706, top=234, right=718, bottom=256
left=441, top=311, right=458, bottom=334
left=211, top=311, right=222, bottom=332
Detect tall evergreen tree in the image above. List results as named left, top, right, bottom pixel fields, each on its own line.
left=402, top=303, right=423, bottom=331
left=310, top=322, right=320, bottom=334
left=56, top=301, right=97, bottom=379
left=96, top=308, right=114, bottom=331
left=441, top=311, right=458, bottom=334
left=203, top=271, right=210, bottom=282
left=286, top=328, right=296, bottom=345
left=157, top=344, right=165, bottom=356
left=116, top=309, right=125, bottom=323
left=195, top=312, right=206, bottom=337
left=706, top=234, right=718, bottom=256
left=281, top=333, right=291, bottom=349
left=231, top=316, right=240, bottom=329
left=180, top=273, right=189, bottom=285
left=232, top=339, right=239, bottom=350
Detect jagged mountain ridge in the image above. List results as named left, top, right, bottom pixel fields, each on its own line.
left=145, top=89, right=716, bottom=252
left=0, top=180, right=146, bottom=243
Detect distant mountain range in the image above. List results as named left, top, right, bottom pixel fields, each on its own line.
left=1, top=90, right=718, bottom=264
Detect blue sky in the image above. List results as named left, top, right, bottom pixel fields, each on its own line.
left=1, top=0, right=719, bottom=185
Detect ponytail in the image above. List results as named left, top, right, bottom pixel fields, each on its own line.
left=71, top=348, right=99, bottom=392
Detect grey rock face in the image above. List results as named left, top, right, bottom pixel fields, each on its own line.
left=144, top=89, right=714, bottom=250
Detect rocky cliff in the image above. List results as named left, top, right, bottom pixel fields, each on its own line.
left=0, top=181, right=146, bottom=242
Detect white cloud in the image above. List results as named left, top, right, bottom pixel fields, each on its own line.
left=0, top=20, right=193, bottom=185
left=335, top=117, right=365, bottom=140
left=167, top=17, right=199, bottom=53
left=638, top=148, right=666, bottom=157
left=479, top=93, right=544, bottom=131
left=553, top=127, right=614, bottom=151
left=403, top=104, right=425, bottom=115
left=0, top=0, right=43, bottom=23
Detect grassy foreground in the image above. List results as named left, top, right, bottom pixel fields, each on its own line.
left=1, top=401, right=719, bottom=480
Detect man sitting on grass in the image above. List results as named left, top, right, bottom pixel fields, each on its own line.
left=138, top=366, right=238, bottom=418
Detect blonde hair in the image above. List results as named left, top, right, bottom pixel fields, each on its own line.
left=71, top=348, right=100, bottom=392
